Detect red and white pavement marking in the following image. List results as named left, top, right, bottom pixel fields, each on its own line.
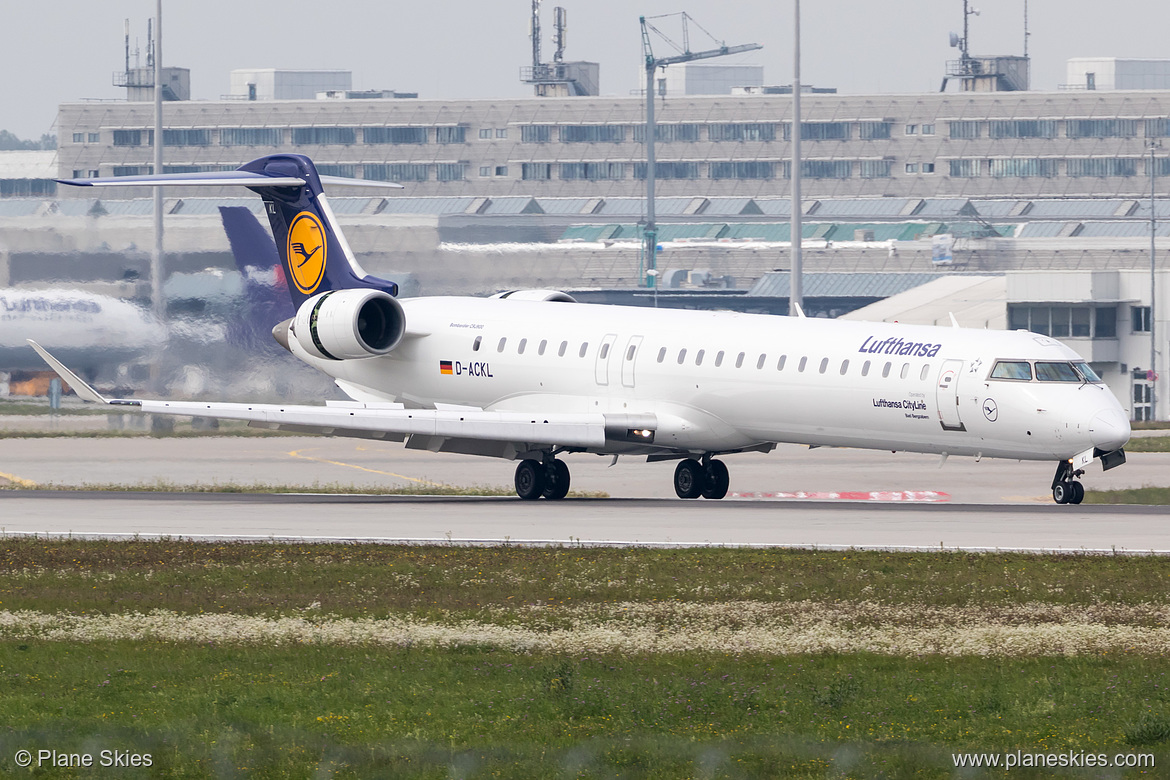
left=730, top=490, right=950, bottom=502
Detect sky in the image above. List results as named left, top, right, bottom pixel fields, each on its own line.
left=4, top=0, right=1170, bottom=140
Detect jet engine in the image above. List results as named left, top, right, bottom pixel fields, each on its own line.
left=491, top=289, right=577, bottom=302
left=290, top=288, right=405, bottom=360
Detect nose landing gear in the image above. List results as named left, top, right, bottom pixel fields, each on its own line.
left=1051, top=461, right=1086, bottom=505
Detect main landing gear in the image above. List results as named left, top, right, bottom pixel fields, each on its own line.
left=514, top=456, right=571, bottom=500
left=673, top=456, right=730, bottom=500
left=1051, top=460, right=1086, bottom=505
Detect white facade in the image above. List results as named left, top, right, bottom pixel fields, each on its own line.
left=1066, top=58, right=1170, bottom=91
left=228, top=69, right=352, bottom=101
left=658, top=63, right=763, bottom=96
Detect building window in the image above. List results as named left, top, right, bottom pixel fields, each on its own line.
left=905, top=124, right=918, bottom=135
left=859, top=122, right=892, bottom=140
left=710, top=161, right=775, bottom=180
left=1133, top=305, right=1152, bottom=332
left=478, top=129, right=492, bottom=139
left=316, top=164, right=356, bottom=177
left=163, top=165, right=217, bottom=174
left=922, top=124, right=935, bottom=135
left=112, top=130, right=144, bottom=146
left=797, top=160, right=852, bottom=179
left=1008, top=305, right=1117, bottom=338
left=1067, top=158, right=1137, bottom=177
left=711, top=123, right=777, bottom=142
left=1145, top=118, right=1170, bottom=138
left=860, top=160, right=891, bottom=179
left=521, top=125, right=553, bottom=143
left=948, top=159, right=981, bottom=178
left=71, top=133, right=84, bottom=143
left=559, top=162, right=625, bottom=180
left=559, top=125, right=627, bottom=143
left=633, top=161, right=700, bottom=179
left=87, top=132, right=100, bottom=143
left=365, top=163, right=428, bottom=182
left=948, top=121, right=981, bottom=139
left=479, top=166, right=491, bottom=177
left=292, top=127, right=357, bottom=145
left=989, top=120, right=1057, bottom=139
left=922, top=163, right=935, bottom=173
left=521, top=163, right=552, bottom=180
left=112, top=166, right=149, bottom=176
left=783, top=122, right=850, bottom=141
left=221, top=127, right=283, bottom=146
left=990, top=158, right=1059, bottom=178
left=363, top=127, right=426, bottom=145
left=496, top=128, right=508, bottom=138
left=905, top=163, right=919, bottom=174
left=163, top=129, right=210, bottom=146
left=494, top=166, right=508, bottom=176
left=436, top=163, right=467, bottom=182
left=435, top=126, right=466, bottom=144
left=633, top=124, right=702, bottom=143
left=1066, top=119, right=1138, bottom=138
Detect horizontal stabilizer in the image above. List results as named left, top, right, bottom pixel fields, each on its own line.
left=57, top=170, right=404, bottom=190
left=26, top=340, right=110, bottom=404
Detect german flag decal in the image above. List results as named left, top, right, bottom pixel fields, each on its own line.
left=439, top=360, right=453, bottom=375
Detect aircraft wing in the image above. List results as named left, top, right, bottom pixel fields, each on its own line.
left=28, top=341, right=655, bottom=453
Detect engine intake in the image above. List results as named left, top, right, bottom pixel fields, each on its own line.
left=292, top=289, right=405, bottom=360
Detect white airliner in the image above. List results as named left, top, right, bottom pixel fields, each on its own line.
left=2, top=288, right=164, bottom=373
left=34, top=154, right=1130, bottom=504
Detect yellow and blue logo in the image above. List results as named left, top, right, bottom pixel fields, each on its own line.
left=286, top=211, right=327, bottom=295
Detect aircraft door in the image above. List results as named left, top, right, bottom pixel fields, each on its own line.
left=621, top=336, right=643, bottom=388
left=595, top=333, right=618, bottom=386
left=936, top=359, right=966, bottom=432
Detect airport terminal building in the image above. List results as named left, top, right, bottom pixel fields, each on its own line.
left=54, top=88, right=1170, bottom=201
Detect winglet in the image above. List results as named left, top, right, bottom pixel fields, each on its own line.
left=26, top=340, right=110, bottom=404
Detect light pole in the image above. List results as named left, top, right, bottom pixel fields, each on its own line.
left=789, top=0, right=802, bottom=316
left=1149, top=140, right=1160, bottom=420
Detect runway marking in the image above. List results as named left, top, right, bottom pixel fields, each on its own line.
left=731, top=490, right=950, bottom=502
left=286, top=447, right=438, bottom=486
left=0, top=471, right=37, bottom=488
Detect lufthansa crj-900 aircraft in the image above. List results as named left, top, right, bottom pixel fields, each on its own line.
left=33, top=154, right=1130, bottom=504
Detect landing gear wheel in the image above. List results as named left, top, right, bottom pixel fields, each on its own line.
left=1070, top=481, right=1085, bottom=505
left=701, top=459, right=730, bottom=500
left=674, top=459, right=706, bottom=499
left=514, top=459, right=546, bottom=500
left=1052, top=481, right=1073, bottom=505
left=543, top=460, right=571, bottom=500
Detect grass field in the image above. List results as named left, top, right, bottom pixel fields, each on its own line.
left=2, top=540, right=1169, bottom=777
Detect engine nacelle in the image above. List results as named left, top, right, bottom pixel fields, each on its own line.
left=491, top=289, right=577, bottom=303
left=291, top=289, right=405, bottom=360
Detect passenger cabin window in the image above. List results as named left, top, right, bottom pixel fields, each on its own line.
left=518, top=338, right=527, bottom=354
left=819, top=358, right=829, bottom=374
left=735, top=352, right=745, bottom=368
left=473, top=336, right=482, bottom=352
left=840, top=359, right=849, bottom=375
left=559, top=341, right=568, bottom=357
left=497, top=337, right=507, bottom=353
left=919, top=364, right=930, bottom=381
left=626, top=345, right=636, bottom=361
left=882, top=362, right=892, bottom=378
left=990, top=360, right=1032, bottom=381
left=677, top=348, right=687, bottom=365
left=715, top=351, right=725, bottom=367
left=695, top=349, right=705, bottom=366
left=657, top=347, right=667, bottom=363
left=900, top=363, right=910, bottom=379
left=1035, top=361, right=1081, bottom=382
left=579, top=342, right=589, bottom=358
left=538, top=339, right=547, bottom=355
left=861, top=360, right=870, bottom=377
left=798, top=357, right=808, bottom=372
left=599, top=343, right=609, bottom=359
left=757, top=354, right=766, bottom=369
left=777, top=355, right=787, bottom=370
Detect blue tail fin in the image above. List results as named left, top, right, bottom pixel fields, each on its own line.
left=236, top=154, right=398, bottom=309
left=219, top=206, right=295, bottom=349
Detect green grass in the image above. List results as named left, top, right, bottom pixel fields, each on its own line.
left=1122, top=437, right=1170, bottom=452
left=0, top=480, right=607, bottom=499
left=1085, top=486, right=1170, bottom=505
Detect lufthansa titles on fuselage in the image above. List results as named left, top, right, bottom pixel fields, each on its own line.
left=859, top=335, right=943, bottom=358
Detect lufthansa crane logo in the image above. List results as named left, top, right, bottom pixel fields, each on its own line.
left=287, top=212, right=327, bottom=295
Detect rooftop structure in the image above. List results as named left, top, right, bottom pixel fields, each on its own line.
left=1065, top=58, right=1170, bottom=92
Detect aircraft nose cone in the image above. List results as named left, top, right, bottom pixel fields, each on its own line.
left=1090, top=409, right=1131, bottom=452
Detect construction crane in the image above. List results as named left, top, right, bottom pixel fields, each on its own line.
left=640, top=14, right=761, bottom=295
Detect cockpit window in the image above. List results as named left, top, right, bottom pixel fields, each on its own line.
left=990, top=360, right=1032, bottom=381
left=1073, top=362, right=1102, bottom=383
left=1035, top=361, right=1081, bottom=382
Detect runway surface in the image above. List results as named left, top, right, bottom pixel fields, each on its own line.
left=1, top=437, right=1168, bottom=552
